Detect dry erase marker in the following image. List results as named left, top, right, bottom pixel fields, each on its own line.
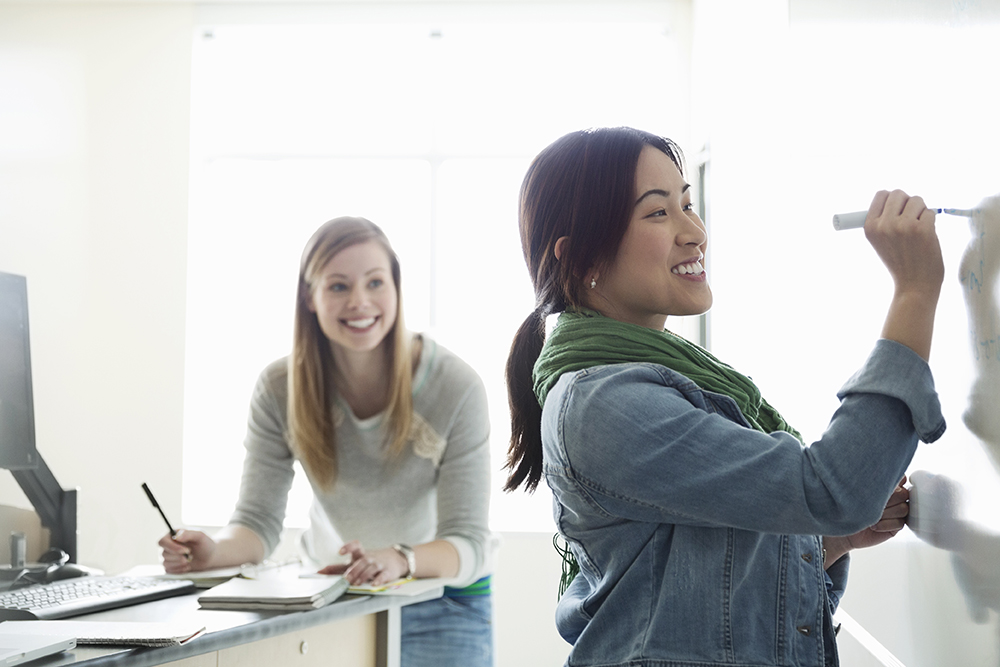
left=142, top=482, right=178, bottom=537
left=832, top=208, right=975, bottom=230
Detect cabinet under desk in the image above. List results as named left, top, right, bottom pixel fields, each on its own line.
left=28, top=585, right=443, bottom=667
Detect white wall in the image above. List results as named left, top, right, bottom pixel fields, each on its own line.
left=0, top=3, right=194, bottom=572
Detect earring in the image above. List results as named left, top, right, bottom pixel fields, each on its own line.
left=590, top=277, right=597, bottom=289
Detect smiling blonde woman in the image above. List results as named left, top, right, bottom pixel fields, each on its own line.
left=160, top=217, right=496, bottom=667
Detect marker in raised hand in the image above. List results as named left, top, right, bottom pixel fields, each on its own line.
left=832, top=208, right=976, bottom=231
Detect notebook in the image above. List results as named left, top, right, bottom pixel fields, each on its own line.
left=0, top=632, right=75, bottom=665
left=0, top=620, right=205, bottom=648
left=197, top=575, right=349, bottom=611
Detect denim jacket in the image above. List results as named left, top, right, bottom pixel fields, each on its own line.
left=542, top=339, right=945, bottom=667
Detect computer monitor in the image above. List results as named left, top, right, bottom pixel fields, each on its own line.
left=0, top=272, right=40, bottom=470
left=0, top=271, right=77, bottom=562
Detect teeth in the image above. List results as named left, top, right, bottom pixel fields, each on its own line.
left=345, top=317, right=376, bottom=329
left=672, top=261, right=704, bottom=275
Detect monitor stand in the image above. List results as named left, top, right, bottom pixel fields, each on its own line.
left=10, top=456, right=77, bottom=563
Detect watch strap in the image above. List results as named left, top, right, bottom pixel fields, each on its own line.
left=392, top=543, right=416, bottom=578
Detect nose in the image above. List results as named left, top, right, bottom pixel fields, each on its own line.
left=346, top=283, right=370, bottom=309
left=677, top=211, right=708, bottom=248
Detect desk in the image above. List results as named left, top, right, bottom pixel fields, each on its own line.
left=37, top=586, right=443, bottom=667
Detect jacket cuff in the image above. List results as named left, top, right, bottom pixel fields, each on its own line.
left=838, top=339, right=946, bottom=443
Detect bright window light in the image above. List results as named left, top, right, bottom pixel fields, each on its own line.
left=183, top=19, right=685, bottom=532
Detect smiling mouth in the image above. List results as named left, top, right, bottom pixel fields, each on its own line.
left=672, top=260, right=705, bottom=276
left=343, top=317, right=378, bottom=329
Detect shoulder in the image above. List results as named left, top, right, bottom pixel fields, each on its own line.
left=411, top=337, right=489, bottom=438
left=549, top=362, right=701, bottom=411
left=413, top=336, right=484, bottom=396
left=254, top=356, right=289, bottom=405
left=543, top=362, right=731, bottom=442
left=541, top=363, right=722, bottom=477
left=244, top=357, right=291, bottom=438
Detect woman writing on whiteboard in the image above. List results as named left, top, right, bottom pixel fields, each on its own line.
left=159, top=217, right=495, bottom=667
left=505, top=127, right=945, bottom=667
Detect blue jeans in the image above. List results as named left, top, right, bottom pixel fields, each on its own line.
left=400, top=591, right=493, bottom=667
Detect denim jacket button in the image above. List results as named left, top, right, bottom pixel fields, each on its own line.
left=801, top=553, right=813, bottom=563
left=797, top=625, right=811, bottom=636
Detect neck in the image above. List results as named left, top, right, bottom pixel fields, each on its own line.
left=330, top=341, right=393, bottom=419
left=577, top=301, right=667, bottom=331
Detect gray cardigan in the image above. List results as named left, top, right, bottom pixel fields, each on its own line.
left=230, top=336, right=494, bottom=586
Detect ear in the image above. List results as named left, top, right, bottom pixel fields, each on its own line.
left=554, top=236, right=569, bottom=261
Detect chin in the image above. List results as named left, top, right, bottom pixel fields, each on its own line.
left=675, top=299, right=712, bottom=317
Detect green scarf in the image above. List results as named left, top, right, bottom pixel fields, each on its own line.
left=535, top=309, right=801, bottom=599
left=533, top=309, right=801, bottom=440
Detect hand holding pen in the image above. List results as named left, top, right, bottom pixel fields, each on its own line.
left=142, top=482, right=197, bottom=568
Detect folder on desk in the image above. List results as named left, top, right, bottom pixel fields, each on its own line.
left=198, top=576, right=349, bottom=611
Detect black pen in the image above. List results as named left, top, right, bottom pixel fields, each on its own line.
left=142, top=482, right=178, bottom=537
left=142, top=482, right=193, bottom=562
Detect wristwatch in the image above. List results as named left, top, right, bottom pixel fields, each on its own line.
left=392, top=543, right=416, bottom=578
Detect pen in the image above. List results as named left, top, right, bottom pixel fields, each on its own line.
left=142, top=482, right=193, bottom=562
left=142, top=482, right=178, bottom=537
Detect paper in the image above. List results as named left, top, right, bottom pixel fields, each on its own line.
left=298, top=572, right=452, bottom=596
left=347, top=577, right=414, bottom=593
left=338, top=576, right=453, bottom=597
left=127, top=558, right=302, bottom=589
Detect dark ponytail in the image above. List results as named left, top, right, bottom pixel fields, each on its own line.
left=503, top=307, right=547, bottom=492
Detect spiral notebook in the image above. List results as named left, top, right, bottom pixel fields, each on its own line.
left=0, top=620, right=206, bottom=647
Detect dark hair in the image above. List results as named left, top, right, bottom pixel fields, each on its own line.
left=504, top=127, right=685, bottom=492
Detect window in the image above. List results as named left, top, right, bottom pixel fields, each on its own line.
left=182, top=14, right=691, bottom=531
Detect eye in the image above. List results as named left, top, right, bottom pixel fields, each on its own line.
left=646, top=208, right=667, bottom=218
left=328, top=282, right=348, bottom=292
left=368, top=278, right=384, bottom=289
left=683, top=202, right=695, bottom=212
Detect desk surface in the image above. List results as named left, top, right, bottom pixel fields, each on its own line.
left=35, top=585, right=442, bottom=667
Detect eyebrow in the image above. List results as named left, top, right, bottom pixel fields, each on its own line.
left=325, top=268, right=388, bottom=280
left=635, top=183, right=691, bottom=207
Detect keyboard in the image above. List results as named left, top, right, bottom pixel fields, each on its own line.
left=0, top=575, right=196, bottom=620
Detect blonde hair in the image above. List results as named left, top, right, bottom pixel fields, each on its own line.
left=288, top=216, right=413, bottom=489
